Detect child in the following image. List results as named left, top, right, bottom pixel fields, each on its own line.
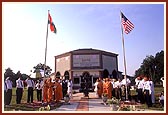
left=159, top=91, right=164, bottom=107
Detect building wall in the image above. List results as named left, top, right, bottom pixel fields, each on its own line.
left=55, top=49, right=119, bottom=89
left=56, top=55, right=71, bottom=76
left=102, top=55, right=117, bottom=73
left=72, top=54, right=100, bottom=68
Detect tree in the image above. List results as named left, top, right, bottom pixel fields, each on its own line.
left=134, top=50, right=164, bottom=84
left=4, top=67, right=15, bottom=80
left=135, top=68, right=143, bottom=78
left=21, top=73, right=29, bottom=80
left=141, top=55, right=156, bottom=81
left=4, top=68, right=17, bottom=87
left=155, top=50, right=164, bottom=82
left=33, top=63, right=52, bottom=78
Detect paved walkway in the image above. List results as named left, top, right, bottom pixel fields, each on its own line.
left=50, top=92, right=163, bottom=112
left=53, top=92, right=111, bottom=112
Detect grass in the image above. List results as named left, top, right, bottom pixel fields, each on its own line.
left=4, top=88, right=63, bottom=111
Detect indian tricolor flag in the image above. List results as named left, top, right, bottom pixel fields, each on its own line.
left=48, top=13, right=57, bottom=34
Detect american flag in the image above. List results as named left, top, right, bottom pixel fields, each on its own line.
left=121, top=12, right=134, bottom=34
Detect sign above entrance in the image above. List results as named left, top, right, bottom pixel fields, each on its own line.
left=73, top=55, right=100, bottom=67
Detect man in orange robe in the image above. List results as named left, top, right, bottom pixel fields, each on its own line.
left=106, top=78, right=112, bottom=99
left=47, top=78, right=53, bottom=103
left=103, top=78, right=108, bottom=94
left=54, top=78, right=63, bottom=102
left=97, top=78, right=103, bottom=98
left=43, top=79, right=48, bottom=103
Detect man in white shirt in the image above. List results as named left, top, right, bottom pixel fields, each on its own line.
left=135, top=76, right=145, bottom=103
left=35, top=80, right=43, bottom=101
left=143, top=76, right=152, bottom=107
left=121, top=78, right=131, bottom=100
left=16, top=77, right=24, bottom=104
left=121, top=78, right=131, bottom=86
left=5, top=77, right=13, bottom=105
left=94, top=79, right=99, bottom=97
left=26, top=77, right=35, bottom=103
left=113, top=79, right=119, bottom=98
left=117, top=78, right=122, bottom=99
left=111, top=79, right=115, bottom=97
left=67, top=79, right=73, bottom=99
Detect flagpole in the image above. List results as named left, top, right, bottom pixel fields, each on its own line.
left=44, top=10, right=49, bottom=78
left=120, top=11, right=128, bottom=101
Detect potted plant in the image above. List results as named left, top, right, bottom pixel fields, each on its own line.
left=107, top=97, right=120, bottom=111
left=39, top=104, right=50, bottom=111
left=102, top=93, right=108, bottom=105
left=118, top=104, right=136, bottom=111
left=64, top=94, right=70, bottom=104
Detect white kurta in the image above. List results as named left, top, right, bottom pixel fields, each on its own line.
left=94, top=82, right=98, bottom=92
left=67, top=81, right=73, bottom=98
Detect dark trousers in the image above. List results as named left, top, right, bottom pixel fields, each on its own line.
left=62, top=89, right=67, bottom=98
left=16, top=88, right=23, bottom=104
left=114, top=88, right=121, bottom=99
left=27, top=87, right=33, bottom=103
left=112, top=89, right=115, bottom=97
left=144, top=90, right=152, bottom=107
left=160, top=100, right=164, bottom=107
left=37, top=89, right=42, bottom=101
left=4, top=91, right=7, bottom=105
left=137, top=88, right=144, bottom=103
left=117, top=88, right=121, bottom=99
left=6, top=89, right=12, bottom=105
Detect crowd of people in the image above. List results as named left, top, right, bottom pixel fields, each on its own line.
left=4, top=75, right=164, bottom=108
left=4, top=76, right=73, bottom=106
left=94, top=76, right=164, bottom=107
left=94, top=77, right=131, bottom=100
left=135, top=75, right=164, bottom=107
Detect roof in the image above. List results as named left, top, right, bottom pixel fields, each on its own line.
left=55, top=48, right=118, bottom=59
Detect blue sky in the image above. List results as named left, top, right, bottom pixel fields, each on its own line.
left=2, top=2, right=165, bottom=76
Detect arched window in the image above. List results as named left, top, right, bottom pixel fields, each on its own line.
left=103, top=69, right=109, bottom=78
left=112, top=69, right=118, bottom=80
left=56, top=71, right=61, bottom=78
left=64, top=71, right=69, bottom=80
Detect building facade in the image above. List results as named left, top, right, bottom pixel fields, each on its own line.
left=54, top=48, right=119, bottom=89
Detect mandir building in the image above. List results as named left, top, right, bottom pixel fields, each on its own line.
left=54, top=48, right=119, bottom=89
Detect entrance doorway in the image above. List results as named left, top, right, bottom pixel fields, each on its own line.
left=80, top=72, right=93, bottom=92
